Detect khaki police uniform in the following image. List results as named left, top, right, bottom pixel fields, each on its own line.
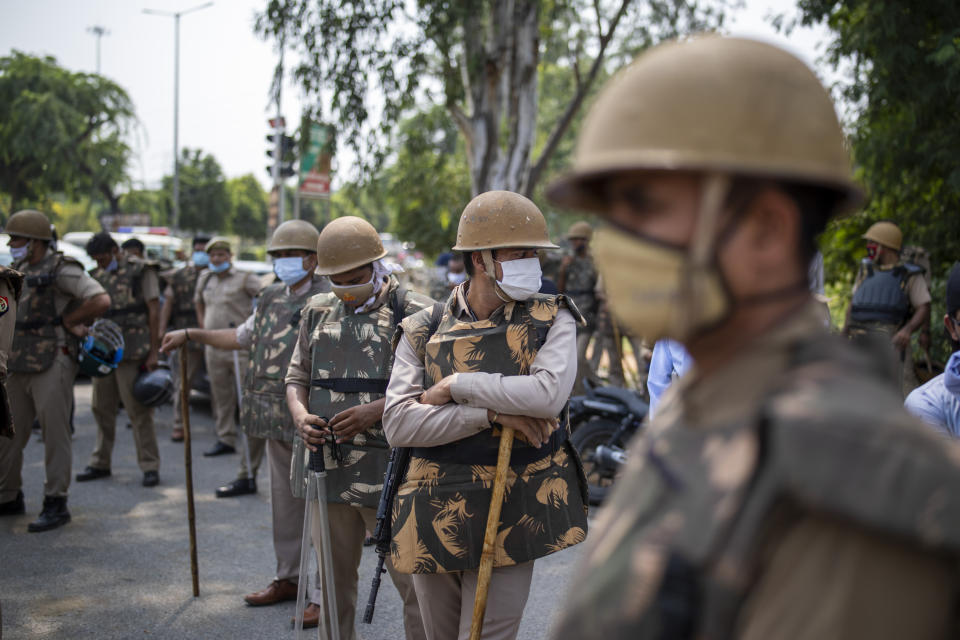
left=286, top=277, right=430, bottom=640
left=0, top=267, right=23, bottom=440
left=86, top=256, right=161, bottom=474
left=0, top=249, right=106, bottom=501
left=194, top=266, right=261, bottom=454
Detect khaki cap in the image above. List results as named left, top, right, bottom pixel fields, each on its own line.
left=567, top=221, right=593, bottom=240
left=205, top=236, right=231, bottom=253
left=269, top=220, right=320, bottom=253
left=315, top=216, right=387, bottom=275
left=548, top=36, right=864, bottom=216
left=452, top=191, right=558, bottom=251
left=6, top=209, right=53, bottom=241
left=863, top=221, right=902, bottom=251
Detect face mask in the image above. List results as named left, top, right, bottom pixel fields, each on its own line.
left=331, top=274, right=376, bottom=306
left=593, top=225, right=729, bottom=343
left=192, top=251, right=209, bottom=267
left=10, top=245, right=28, bottom=261
left=273, top=256, right=310, bottom=286
left=447, top=271, right=467, bottom=285
left=495, top=257, right=542, bottom=301
left=106, top=257, right=119, bottom=272
left=865, top=243, right=879, bottom=260
left=209, top=261, right=230, bottom=274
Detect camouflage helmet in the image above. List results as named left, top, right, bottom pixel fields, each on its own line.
left=269, top=220, right=320, bottom=253
left=863, top=221, right=902, bottom=252
left=315, top=216, right=387, bottom=275
left=452, top=191, right=558, bottom=251
left=547, top=36, right=864, bottom=216
left=6, top=210, right=53, bottom=241
left=205, top=236, right=231, bottom=253
left=567, top=221, right=593, bottom=240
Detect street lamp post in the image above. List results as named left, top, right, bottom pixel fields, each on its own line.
left=144, top=2, right=214, bottom=231
left=86, top=25, right=110, bottom=74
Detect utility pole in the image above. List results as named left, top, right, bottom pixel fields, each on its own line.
left=143, top=2, right=214, bottom=230
left=87, top=25, right=110, bottom=74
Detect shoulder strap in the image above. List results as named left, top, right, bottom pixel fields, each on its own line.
left=426, top=301, right=444, bottom=340
left=389, top=282, right=408, bottom=328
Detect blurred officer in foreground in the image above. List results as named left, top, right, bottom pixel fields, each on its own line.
left=162, top=221, right=329, bottom=625
left=546, top=36, right=960, bottom=639
left=160, top=235, right=210, bottom=442
left=0, top=266, right=23, bottom=439
left=76, top=232, right=162, bottom=487
left=383, top=192, right=588, bottom=640
left=844, top=220, right=931, bottom=396
left=286, top=216, right=430, bottom=640
left=195, top=237, right=261, bottom=458
left=0, top=210, right=110, bottom=531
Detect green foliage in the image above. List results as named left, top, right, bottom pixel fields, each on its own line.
left=162, top=148, right=229, bottom=233
left=119, top=189, right=164, bottom=223
left=0, top=51, right=135, bottom=213
left=227, top=174, right=268, bottom=240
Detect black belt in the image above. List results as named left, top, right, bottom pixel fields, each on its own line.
left=310, top=378, right=389, bottom=394
left=106, top=303, right=148, bottom=318
left=411, top=424, right=569, bottom=467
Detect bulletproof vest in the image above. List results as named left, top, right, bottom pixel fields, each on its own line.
left=10, top=252, right=77, bottom=374
left=290, top=279, right=433, bottom=508
left=91, top=258, right=151, bottom=362
left=552, top=332, right=960, bottom=640
left=849, top=262, right=923, bottom=326
left=240, top=276, right=329, bottom=442
left=390, top=293, right=590, bottom=575
left=169, top=265, right=202, bottom=330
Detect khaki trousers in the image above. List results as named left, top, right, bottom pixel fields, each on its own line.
left=205, top=347, right=247, bottom=448
left=170, top=346, right=204, bottom=429
left=237, top=435, right=266, bottom=480
left=89, top=360, right=160, bottom=473
left=267, top=439, right=321, bottom=603
left=411, top=562, right=535, bottom=640
left=0, top=352, right=77, bottom=500
left=310, top=501, right=425, bottom=640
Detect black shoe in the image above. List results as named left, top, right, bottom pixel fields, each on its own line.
left=203, top=441, right=236, bottom=457
left=76, top=466, right=111, bottom=482
left=27, top=496, right=71, bottom=532
left=142, top=471, right=160, bottom=487
left=0, top=490, right=25, bottom=516
left=215, top=477, right=256, bottom=498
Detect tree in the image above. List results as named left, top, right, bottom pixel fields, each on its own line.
left=162, top=148, right=229, bottom=233
left=227, top=174, right=268, bottom=240
left=255, top=0, right=728, bottom=198
left=0, top=51, right=135, bottom=214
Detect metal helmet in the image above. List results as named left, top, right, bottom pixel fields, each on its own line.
left=315, top=216, right=387, bottom=275
left=452, top=191, right=558, bottom=251
left=862, top=221, right=902, bottom=251
left=268, top=220, right=320, bottom=253
left=6, top=210, right=53, bottom=241
left=77, top=319, right=125, bottom=378
left=566, top=221, right=593, bottom=240
left=547, top=36, right=864, bottom=216
left=133, top=366, right=174, bottom=407
left=205, top=236, right=231, bottom=253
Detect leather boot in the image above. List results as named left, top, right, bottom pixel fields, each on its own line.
left=28, top=496, right=71, bottom=532
left=0, top=490, right=25, bottom=516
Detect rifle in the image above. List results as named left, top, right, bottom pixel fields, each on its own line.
left=362, top=445, right=411, bottom=623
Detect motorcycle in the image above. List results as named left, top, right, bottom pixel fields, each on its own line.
left=569, top=379, right=648, bottom=505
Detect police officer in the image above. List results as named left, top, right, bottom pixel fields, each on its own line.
left=557, top=221, right=599, bottom=393
left=286, top=216, right=430, bottom=640
left=0, top=266, right=23, bottom=440
left=159, top=235, right=210, bottom=442
left=545, top=36, right=960, bottom=639
left=383, top=191, right=589, bottom=640
left=844, top=221, right=931, bottom=396
left=194, top=237, right=261, bottom=459
left=161, top=220, right=329, bottom=626
left=0, top=210, right=110, bottom=531
left=76, top=232, right=162, bottom=487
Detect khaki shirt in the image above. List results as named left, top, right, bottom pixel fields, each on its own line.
left=194, top=267, right=261, bottom=331
left=138, top=264, right=161, bottom=302
left=0, top=268, right=20, bottom=377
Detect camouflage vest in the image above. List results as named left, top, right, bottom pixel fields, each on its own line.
left=241, top=276, right=330, bottom=442
left=390, top=293, right=589, bottom=574
left=91, top=257, right=152, bottom=362
left=563, top=254, right=598, bottom=327
left=552, top=333, right=960, bottom=640
left=290, top=279, right=434, bottom=507
left=168, top=264, right=203, bottom=331
left=10, top=252, right=79, bottom=374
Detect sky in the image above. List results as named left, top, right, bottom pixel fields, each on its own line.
left=0, top=0, right=833, bottom=194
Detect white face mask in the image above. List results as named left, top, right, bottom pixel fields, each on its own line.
left=447, top=271, right=467, bottom=285
left=10, top=245, right=28, bottom=261
left=495, top=257, right=542, bottom=301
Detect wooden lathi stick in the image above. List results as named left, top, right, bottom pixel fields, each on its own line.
left=180, top=345, right=200, bottom=597
left=469, top=426, right=515, bottom=640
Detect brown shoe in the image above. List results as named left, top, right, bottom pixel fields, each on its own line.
left=171, top=428, right=184, bottom=442
left=243, top=579, right=298, bottom=606
left=300, top=602, right=321, bottom=629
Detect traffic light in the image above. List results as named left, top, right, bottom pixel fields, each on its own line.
left=266, top=133, right=297, bottom=179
